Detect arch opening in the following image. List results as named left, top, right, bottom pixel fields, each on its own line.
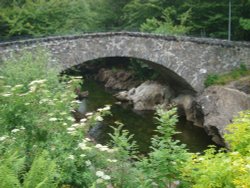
left=63, top=56, right=196, bottom=95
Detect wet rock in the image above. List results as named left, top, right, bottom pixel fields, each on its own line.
left=197, top=86, right=250, bottom=145
left=115, top=81, right=175, bottom=110
left=171, top=94, right=195, bottom=122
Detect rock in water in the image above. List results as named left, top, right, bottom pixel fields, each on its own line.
left=115, top=81, right=175, bottom=110
left=197, top=86, right=250, bottom=145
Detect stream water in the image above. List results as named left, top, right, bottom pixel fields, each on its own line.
left=80, top=79, right=215, bottom=154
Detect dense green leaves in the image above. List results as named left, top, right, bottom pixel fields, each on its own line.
left=182, top=111, right=250, bottom=188
left=0, top=0, right=99, bottom=38
left=0, top=0, right=249, bottom=40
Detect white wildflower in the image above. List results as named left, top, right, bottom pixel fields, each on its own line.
left=60, top=112, right=67, bottom=115
left=11, top=129, right=20, bottom=133
left=95, top=116, right=103, bottom=122
left=95, top=144, right=109, bottom=151
left=68, top=155, right=75, bottom=160
left=1, top=93, right=12, bottom=97
left=85, top=160, right=92, bottom=166
left=107, top=148, right=118, bottom=153
left=24, top=103, right=30, bottom=106
left=85, top=112, right=93, bottom=116
left=67, top=117, right=75, bottom=122
left=84, top=137, right=91, bottom=142
left=63, top=123, right=67, bottom=126
left=49, top=117, right=58, bottom=122
left=231, top=152, right=239, bottom=155
left=72, top=76, right=82, bottom=79
left=20, top=126, right=25, bottom=130
left=14, top=84, right=23, bottom=88
left=71, top=100, right=82, bottom=104
left=29, top=85, right=37, bottom=92
left=95, top=144, right=103, bottom=149
left=0, top=136, right=8, bottom=141
left=80, top=118, right=87, bottom=123
left=67, top=127, right=76, bottom=132
left=72, top=123, right=80, bottom=128
left=78, top=142, right=91, bottom=150
left=29, top=79, right=47, bottom=86
left=96, top=171, right=105, bottom=177
left=107, top=159, right=118, bottom=163
left=67, top=131, right=77, bottom=135
left=80, top=154, right=86, bottom=158
left=103, top=105, right=111, bottom=111
left=97, top=108, right=104, bottom=112
left=102, top=175, right=111, bottom=180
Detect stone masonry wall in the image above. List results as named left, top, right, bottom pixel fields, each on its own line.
left=0, top=32, right=250, bottom=93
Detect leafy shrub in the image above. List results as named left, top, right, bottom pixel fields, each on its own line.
left=135, top=108, right=189, bottom=188
left=225, top=110, right=250, bottom=155
left=23, top=151, right=58, bottom=188
left=182, top=110, right=250, bottom=188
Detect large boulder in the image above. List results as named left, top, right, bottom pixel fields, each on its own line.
left=197, top=86, right=250, bottom=145
left=115, top=81, right=175, bottom=110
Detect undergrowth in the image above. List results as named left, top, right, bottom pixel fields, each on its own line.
left=204, top=64, right=250, bottom=87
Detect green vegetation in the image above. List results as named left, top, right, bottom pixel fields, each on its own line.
left=204, top=64, right=250, bottom=87
left=1, top=51, right=250, bottom=187
left=0, top=0, right=250, bottom=40
left=182, top=110, right=250, bottom=188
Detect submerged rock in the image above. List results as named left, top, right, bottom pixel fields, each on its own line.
left=197, top=86, right=250, bottom=145
left=115, top=81, right=175, bottom=110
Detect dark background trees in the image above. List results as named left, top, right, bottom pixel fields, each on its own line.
left=0, top=0, right=249, bottom=41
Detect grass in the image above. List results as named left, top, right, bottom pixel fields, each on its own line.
left=204, top=64, right=250, bottom=87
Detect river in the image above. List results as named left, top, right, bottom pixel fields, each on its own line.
left=79, top=78, right=216, bottom=154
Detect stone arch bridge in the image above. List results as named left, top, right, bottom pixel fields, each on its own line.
left=0, top=32, right=250, bottom=93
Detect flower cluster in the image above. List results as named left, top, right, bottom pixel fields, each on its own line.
left=77, top=138, right=92, bottom=150
left=96, top=170, right=111, bottom=183
left=95, top=144, right=116, bottom=153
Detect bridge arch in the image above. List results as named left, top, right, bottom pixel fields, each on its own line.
left=0, top=32, right=249, bottom=92
left=68, top=56, right=196, bottom=94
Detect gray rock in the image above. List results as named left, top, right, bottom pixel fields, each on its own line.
left=226, top=76, right=250, bottom=94
left=197, top=86, right=250, bottom=145
left=115, top=81, right=175, bottom=110
left=171, top=94, right=195, bottom=122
